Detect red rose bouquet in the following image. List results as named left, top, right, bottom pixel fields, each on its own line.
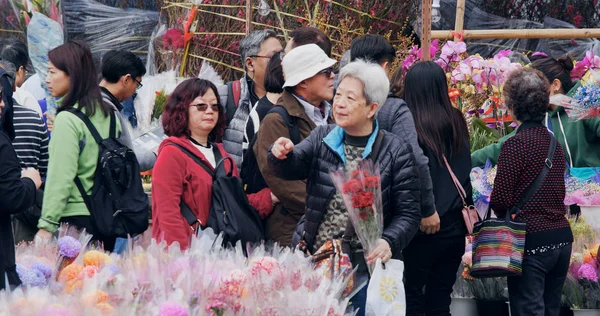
left=331, top=159, right=383, bottom=272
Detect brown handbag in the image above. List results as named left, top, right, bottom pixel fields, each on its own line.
left=443, top=155, right=480, bottom=235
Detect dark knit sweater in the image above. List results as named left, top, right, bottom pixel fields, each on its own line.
left=490, top=121, right=573, bottom=253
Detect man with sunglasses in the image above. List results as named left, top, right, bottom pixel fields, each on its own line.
left=255, top=44, right=336, bottom=246
left=221, top=29, right=283, bottom=171
left=99, top=50, right=156, bottom=172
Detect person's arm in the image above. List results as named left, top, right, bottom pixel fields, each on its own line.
left=38, top=112, right=81, bottom=232
left=390, top=103, right=435, bottom=218
left=382, top=147, right=422, bottom=253
left=266, top=128, right=317, bottom=181
left=471, top=130, right=516, bottom=167
left=151, top=145, right=189, bottom=247
left=0, top=136, right=37, bottom=214
left=490, top=138, right=526, bottom=218
left=115, top=112, right=156, bottom=172
left=255, top=114, right=310, bottom=215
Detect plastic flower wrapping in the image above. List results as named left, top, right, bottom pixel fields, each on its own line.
left=564, top=170, right=600, bottom=206
left=564, top=217, right=600, bottom=310
left=470, top=159, right=497, bottom=218
left=564, top=69, right=600, bottom=121
left=330, top=159, right=383, bottom=273
left=2, top=227, right=353, bottom=315
left=454, top=240, right=507, bottom=301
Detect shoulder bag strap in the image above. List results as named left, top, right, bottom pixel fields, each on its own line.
left=167, top=143, right=216, bottom=227
left=268, top=106, right=301, bottom=144
left=507, top=135, right=558, bottom=218
left=168, top=143, right=215, bottom=177
left=67, top=109, right=104, bottom=144
left=442, top=155, right=468, bottom=207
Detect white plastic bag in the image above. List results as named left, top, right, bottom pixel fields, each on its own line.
left=366, top=258, right=406, bottom=316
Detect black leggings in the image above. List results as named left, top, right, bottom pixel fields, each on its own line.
left=61, top=216, right=116, bottom=252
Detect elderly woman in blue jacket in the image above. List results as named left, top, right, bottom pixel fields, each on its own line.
left=268, top=60, right=421, bottom=315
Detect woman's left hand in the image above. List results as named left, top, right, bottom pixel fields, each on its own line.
left=366, top=239, right=392, bottom=265
left=34, top=229, right=53, bottom=243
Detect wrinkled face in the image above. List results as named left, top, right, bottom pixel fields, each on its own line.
left=333, top=76, right=378, bottom=130
left=187, top=88, right=219, bottom=137
left=248, top=37, right=282, bottom=89
left=302, top=67, right=335, bottom=104
left=45, top=62, right=70, bottom=98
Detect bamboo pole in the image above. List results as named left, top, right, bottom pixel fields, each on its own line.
left=454, top=0, right=466, bottom=41
left=421, top=0, right=432, bottom=61
left=432, top=28, right=600, bottom=40
left=246, top=0, right=252, bottom=35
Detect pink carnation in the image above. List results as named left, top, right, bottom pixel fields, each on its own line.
left=159, top=301, right=189, bottom=316
left=578, top=264, right=599, bottom=281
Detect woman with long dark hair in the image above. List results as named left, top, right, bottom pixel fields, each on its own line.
left=35, top=41, right=117, bottom=249
left=402, top=61, right=473, bottom=316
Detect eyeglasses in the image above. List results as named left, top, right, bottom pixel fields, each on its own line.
left=317, top=67, right=335, bottom=78
left=134, top=78, right=143, bottom=90
left=192, top=103, right=220, bottom=112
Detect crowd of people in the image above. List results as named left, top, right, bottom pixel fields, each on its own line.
left=1, top=25, right=599, bottom=316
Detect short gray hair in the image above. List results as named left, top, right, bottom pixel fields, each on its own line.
left=338, top=59, right=389, bottom=108
left=239, top=29, right=278, bottom=70
left=0, top=60, right=16, bottom=88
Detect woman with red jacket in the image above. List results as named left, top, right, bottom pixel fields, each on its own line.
left=152, top=78, right=276, bottom=249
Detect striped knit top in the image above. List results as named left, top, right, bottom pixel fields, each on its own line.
left=12, top=104, right=49, bottom=177
left=490, top=121, right=573, bottom=254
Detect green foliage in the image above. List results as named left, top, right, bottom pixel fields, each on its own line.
left=152, top=90, right=167, bottom=120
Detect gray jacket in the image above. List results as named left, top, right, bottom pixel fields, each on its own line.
left=377, top=95, right=436, bottom=218
left=221, top=78, right=251, bottom=170
left=101, top=89, right=156, bottom=172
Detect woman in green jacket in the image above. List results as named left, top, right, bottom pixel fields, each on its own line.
left=35, top=41, right=119, bottom=250
left=472, top=56, right=600, bottom=170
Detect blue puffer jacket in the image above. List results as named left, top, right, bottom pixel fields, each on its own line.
left=267, top=122, right=422, bottom=255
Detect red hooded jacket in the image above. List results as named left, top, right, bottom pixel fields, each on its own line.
left=152, top=136, right=273, bottom=249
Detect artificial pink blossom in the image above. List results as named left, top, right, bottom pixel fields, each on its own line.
left=578, top=264, right=599, bottom=282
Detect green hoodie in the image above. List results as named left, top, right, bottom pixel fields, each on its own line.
left=471, top=108, right=600, bottom=168
left=38, top=107, right=121, bottom=232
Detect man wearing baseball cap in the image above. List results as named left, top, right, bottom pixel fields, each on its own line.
left=255, top=44, right=336, bottom=245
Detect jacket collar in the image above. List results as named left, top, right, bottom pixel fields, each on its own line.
left=277, top=90, right=318, bottom=129
left=100, top=86, right=123, bottom=112
left=517, top=120, right=545, bottom=133
left=323, top=120, right=380, bottom=165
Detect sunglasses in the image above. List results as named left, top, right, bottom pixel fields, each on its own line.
left=317, top=67, right=335, bottom=78
left=192, top=103, right=220, bottom=112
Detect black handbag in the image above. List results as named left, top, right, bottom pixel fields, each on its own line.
left=170, top=143, right=265, bottom=247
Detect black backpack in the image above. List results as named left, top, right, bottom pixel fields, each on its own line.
left=240, top=106, right=301, bottom=194
left=170, top=143, right=265, bottom=247
left=70, top=109, right=149, bottom=238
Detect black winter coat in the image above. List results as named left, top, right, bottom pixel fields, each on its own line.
left=268, top=124, right=422, bottom=255
left=0, top=131, right=37, bottom=291
left=377, top=95, right=436, bottom=218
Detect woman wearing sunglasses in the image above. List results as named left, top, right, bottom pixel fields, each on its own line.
left=152, top=78, right=277, bottom=250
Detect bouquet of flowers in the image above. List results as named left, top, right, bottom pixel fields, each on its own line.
left=564, top=243, right=600, bottom=310
left=564, top=171, right=600, bottom=206
left=565, top=70, right=600, bottom=121
left=470, top=159, right=497, bottom=218
left=330, top=159, right=383, bottom=273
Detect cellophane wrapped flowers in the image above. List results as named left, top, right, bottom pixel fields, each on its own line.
left=3, top=227, right=352, bottom=315
left=330, top=159, right=383, bottom=273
